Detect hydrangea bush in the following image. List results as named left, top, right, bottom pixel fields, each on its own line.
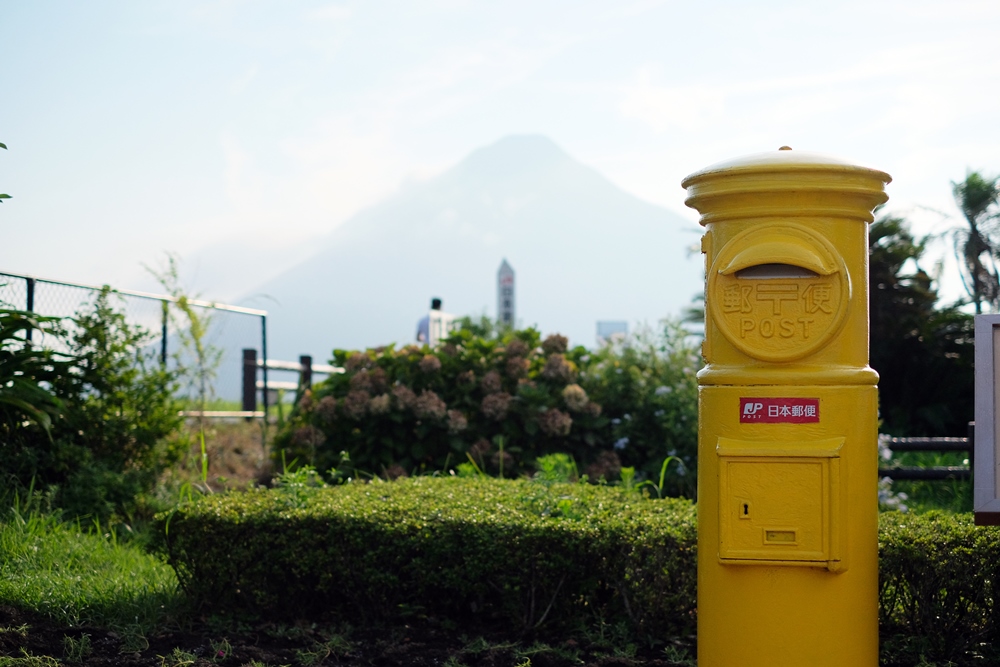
left=274, top=321, right=702, bottom=491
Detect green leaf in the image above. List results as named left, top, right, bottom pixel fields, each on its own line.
left=0, top=142, right=7, bottom=149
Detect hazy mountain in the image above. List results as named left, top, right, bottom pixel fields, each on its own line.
left=241, top=135, right=703, bottom=362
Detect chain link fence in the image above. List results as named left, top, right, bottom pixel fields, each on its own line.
left=0, top=271, right=268, bottom=410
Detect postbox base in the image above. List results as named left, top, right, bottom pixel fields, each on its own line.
left=697, top=384, right=878, bottom=667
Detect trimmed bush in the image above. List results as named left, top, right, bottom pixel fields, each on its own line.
left=160, top=481, right=1000, bottom=663
left=158, top=476, right=698, bottom=639
left=879, top=511, right=1000, bottom=665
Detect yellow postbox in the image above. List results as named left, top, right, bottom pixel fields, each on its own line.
left=681, top=148, right=891, bottom=667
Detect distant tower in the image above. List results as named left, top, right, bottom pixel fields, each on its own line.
left=497, top=259, right=515, bottom=329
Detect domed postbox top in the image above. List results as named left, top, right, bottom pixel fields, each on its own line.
left=682, top=148, right=892, bottom=225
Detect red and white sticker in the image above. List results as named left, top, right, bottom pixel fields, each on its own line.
left=740, top=397, right=819, bottom=423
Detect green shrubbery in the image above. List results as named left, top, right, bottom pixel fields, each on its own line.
left=879, top=511, right=1000, bottom=665
left=159, top=476, right=698, bottom=640
left=1, top=290, right=184, bottom=521
left=159, top=478, right=1000, bottom=664
left=274, top=321, right=700, bottom=493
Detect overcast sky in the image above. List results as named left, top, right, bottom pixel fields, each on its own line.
left=1, top=0, right=998, bottom=301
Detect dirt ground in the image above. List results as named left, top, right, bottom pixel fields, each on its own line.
left=0, top=605, right=692, bottom=666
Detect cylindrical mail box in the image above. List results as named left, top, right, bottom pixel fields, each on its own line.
left=682, top=149, right=891, bottom=667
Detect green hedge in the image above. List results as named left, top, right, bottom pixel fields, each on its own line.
left=158, top=477, right=697, bottom=639
left=158, top=481, right=1000, bottom=663
left=878, top=511, right=1000, bottom=665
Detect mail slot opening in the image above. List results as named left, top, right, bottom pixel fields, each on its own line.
left=736, top=263, right=820, bottom=280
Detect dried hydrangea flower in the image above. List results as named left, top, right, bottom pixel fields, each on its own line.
left=368, top=367, right=389, bottom=394
left=481, top=370, right=503, bottom=394
left=542, top=334, right=569, bottom=355
left=538, top=407, right=573, bottom=437
left=316, top=395, right=338, bottom=423
left=584, top=450, right=622, bottom=481
left=343, top=389, right=371, bottom=419
left=481, top=392, right=513, bottom=421
left=414, top=389, right=447, bottom=420
left=384, top=464, right=408, bottom=480
left=392, top=384, right=416, bottom=410
left=447, top=409, right=468, bottom=433
left=561, top=384, right=589, bottom=412
left=541, top=353, right=575, bottom=383
left=350, top=368, right=373, bottom=392
left=469, top=438, right=492, bottom=461
left=505, top=339, right=529, bottom=357
left=419, top=354, right=442, bottom=374
left=344, top=352, right=371, bottom=372
left=369, top=393, right=392, bottom=415
left=292, top=425, right=325, bottom=447
left=506, top=356, right=529, bottom=379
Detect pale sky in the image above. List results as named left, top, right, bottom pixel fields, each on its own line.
left=2, top=0, right=999, bottom=303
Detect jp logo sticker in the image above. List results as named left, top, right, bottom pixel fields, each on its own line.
left=740, top=397, right=819, bottom=423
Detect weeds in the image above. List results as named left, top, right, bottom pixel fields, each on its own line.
left=662, top=644, right=696, bottom=666
left=210, top=638, right=233, bottom=662
left=61, top=633, right=92, bottom=663
left=621, top=456, right=679, bottom=498
left=272, top=458, right=328, bottom=508
left=534, top=453, right=578, bottom=485
left=0, top=624, right=29, bottom=638
left=158, top=647, right=197, bottom=667
left=118, top=624, right=150, bottom=654
left=0, top=649, right=60, bottom=667
left=294, top=635, right=354, bottom=665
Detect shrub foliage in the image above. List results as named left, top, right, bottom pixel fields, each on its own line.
left=1, top=290, right=184, bottom=519
left=879, top=511, right=1000, bottom=665
left=159, top=476, right=698, bottom=640
left=161, top=480, right=1000, bottom=664
left=274, top=322, right=700, bottom=491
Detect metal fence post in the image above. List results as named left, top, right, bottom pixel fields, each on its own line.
left=161, top=300, right=169, bottom=366
left=261, top=314, right=269, bottom=420
left=242, top=348, right=257, bottom=414
left=25, top=277, right=35, bottom=342
left=299, top=355, right=313, bottom=394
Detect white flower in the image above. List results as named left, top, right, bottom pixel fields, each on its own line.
left=655, top=385, right=673, bottom=396
left=613, top=437, right=629, bottom=450
left=878, top=434, right=893, bottom=461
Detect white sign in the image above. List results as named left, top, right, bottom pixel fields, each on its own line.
left=974, top=314, right=1000, bottom=524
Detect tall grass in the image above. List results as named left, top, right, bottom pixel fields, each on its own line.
left=885, top=449, right=972, bottom=513
left=0, top=494, right=182, bottom=635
